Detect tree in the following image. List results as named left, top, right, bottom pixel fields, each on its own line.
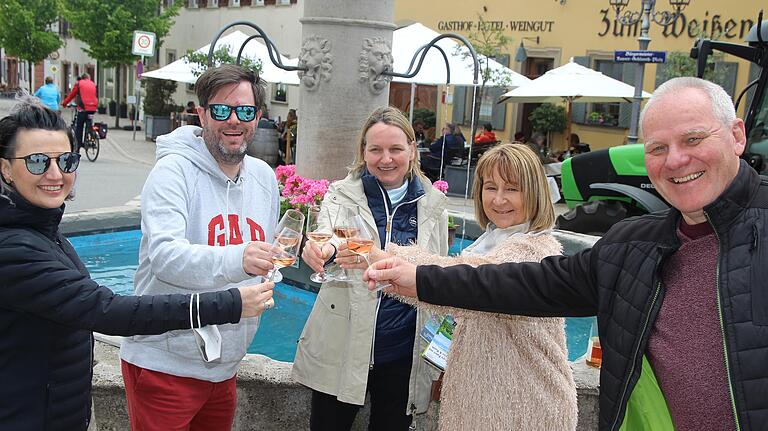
left=185, top=46, right=262, bottom=78
left=61, top=0, right=181, bottom=127
left=454, top=12, right=515, bottom=139
left=658, top=29, right=728, bottom=88
left=0, top=0, right=63, bottom=92
left=142, top=77, right=177, bottom=116
left=528, top=103, right=566, bottom=154
left=658, top=51, right=728, bottom=88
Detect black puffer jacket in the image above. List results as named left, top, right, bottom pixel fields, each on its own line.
left=0, top=193, right=242, bottom=431
left=416, top=161, right=768, bottom=430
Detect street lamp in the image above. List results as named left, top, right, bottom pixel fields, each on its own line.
left=608, top=0, right=690, bottom=144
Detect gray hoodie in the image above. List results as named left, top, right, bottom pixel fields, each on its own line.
left=120, top=126, right=280, bottom=382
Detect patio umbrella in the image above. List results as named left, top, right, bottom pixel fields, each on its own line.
left=499, top=60, right=652, bottom=148
left=142, top=30, right=300, bottom=85
left=392, top=23, right=530, bottom=88
left=392, top=23, right=530, bottom=122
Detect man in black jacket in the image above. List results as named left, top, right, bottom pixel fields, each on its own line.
left=365, top=77, right=768, bottom=430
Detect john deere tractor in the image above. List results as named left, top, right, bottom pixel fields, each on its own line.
left=556, top=13, right=768, bottom=235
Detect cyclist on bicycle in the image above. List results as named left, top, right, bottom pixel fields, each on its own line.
left=62, top=73, right=98, bottom=153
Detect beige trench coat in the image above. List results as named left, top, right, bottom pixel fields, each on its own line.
left=292, top=174, right=448, bottom=415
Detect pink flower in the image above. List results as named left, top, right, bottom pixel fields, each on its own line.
left=275, top=167, right=332, bottom=215
left=275, top=165, right=296, bottom=184
left=433, top=180, right=449, bottom=194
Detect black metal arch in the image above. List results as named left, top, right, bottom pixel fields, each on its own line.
left=380, top=33, right=480, bottom=86
left=207, top=21, right=306, bottom=72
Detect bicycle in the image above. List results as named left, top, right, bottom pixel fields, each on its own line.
left=68, top=105, right=100, bottom=162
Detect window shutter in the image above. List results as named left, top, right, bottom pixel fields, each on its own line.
left=489, top=54, right=509, bottom=130
left=490, top=87, right=506, bottom=130
left=571, top=56, right=589, bottom=124
left=744, top=62, right=763, bottom=112
left=452, top=86, right=467, bottom=125
left=716, top=61, right=739, bottom=99
left=618, top=63, right=637, bottom=129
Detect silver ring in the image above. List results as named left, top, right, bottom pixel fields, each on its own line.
left=264, top=299, right=273, bottom=310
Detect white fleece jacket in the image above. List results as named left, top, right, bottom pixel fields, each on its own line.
left=120, top=125, right=280, bottom=382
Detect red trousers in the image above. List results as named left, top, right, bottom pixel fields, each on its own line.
left=121, top=360, right=237, bottom=431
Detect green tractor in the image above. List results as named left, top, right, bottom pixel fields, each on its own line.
left=556, top=13, right=768, bottom=235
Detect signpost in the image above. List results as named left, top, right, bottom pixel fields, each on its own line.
left=131, top=31, right=156, bottom=140
left=614, top=50, right=667, bottom=64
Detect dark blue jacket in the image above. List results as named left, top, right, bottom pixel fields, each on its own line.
left=362, top=171, right=424, bottom=364
left=429, top=133, right=465, bottom=161
left=0, top=193, right=242, bottom=431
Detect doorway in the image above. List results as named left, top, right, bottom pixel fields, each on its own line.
left=518, top=57, right=554, bottom=141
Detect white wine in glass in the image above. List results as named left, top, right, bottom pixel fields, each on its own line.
left=269, top=227, right=302, bottom=282
left=326, top=205, right=359, bottom=282
left=270, top=209, right=305, bottom=282
left=345, top=215, right=390, bottom=292
left=306, top=205, right=334, bottom=283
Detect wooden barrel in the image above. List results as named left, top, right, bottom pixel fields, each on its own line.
left=247, top=128, right=280, bottom=167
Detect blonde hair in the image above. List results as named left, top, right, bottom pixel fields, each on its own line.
left=472, top=143, right=555, bottom=231
left=349, top=106, right=428, bottom=182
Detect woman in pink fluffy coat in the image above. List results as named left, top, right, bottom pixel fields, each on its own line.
left=363, top=144, right=578, bottom=430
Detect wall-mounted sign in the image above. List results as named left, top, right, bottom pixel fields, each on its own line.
left=614, top=50, right=667, bottom=63
left=598, top=9, right=756, bottom=40
left=437, top=20, right=555, bottom=33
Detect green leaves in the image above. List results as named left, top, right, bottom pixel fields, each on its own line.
left=528, top=103, right=567, bottom=134
left=184, top=46, right=263, bottom=78
left=61, top=0, right=181, bottom=67
left=0, top=0, right=63, bottom=64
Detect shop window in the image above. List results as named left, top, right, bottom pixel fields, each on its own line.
left=451, top=55, right=509, bottom=131
left=571, top=56, right=635, bottom=129
left=588, top=59, right=622, bottom=127
left=273, top=83, right=288, bottom=103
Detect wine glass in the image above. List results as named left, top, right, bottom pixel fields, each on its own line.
left=306, top=205, right=334, bottom=283
left=327, top=205, right=359, bottom=281
left=271, top=209, right=305, bottom=282
left=345, top=214, right=391, bottom=292
left=268, top=227, right=302, bottom=282
left=276, top=209, right=305, bottom=238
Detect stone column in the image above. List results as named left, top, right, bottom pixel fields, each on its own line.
left=295, top=0, right=395, bottom=180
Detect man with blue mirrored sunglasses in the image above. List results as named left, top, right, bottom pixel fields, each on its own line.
left=121, top=64, right=281, bottom=431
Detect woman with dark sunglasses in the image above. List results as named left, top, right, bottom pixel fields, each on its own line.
left=0, top=97, right=275, bottom=431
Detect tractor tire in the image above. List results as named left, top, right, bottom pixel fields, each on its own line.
left=556, top=200, right=629, bottom=235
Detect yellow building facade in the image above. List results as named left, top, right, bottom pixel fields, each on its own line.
left=395, top=0, right=762, bottom=151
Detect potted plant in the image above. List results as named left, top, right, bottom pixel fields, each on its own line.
left=143, top=78, right=178, bottom=141
left=528, top=103, right=567, bottom=154
left=119, top=101, right=128, bottom=118
left=108, top=100, right=117, bottom=116
left=97, top=100, right=107, bottom=115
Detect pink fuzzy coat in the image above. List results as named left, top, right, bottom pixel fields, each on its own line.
left=389, top=232, right=578, bottom=430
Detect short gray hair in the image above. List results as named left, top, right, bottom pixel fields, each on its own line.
left=640, top=77, right=735, bottom=137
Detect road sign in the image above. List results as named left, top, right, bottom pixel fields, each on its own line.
left=132, top=31, right=156, bottom=57
left=614, top=50, right=666, bottom=64
left=127, top=95, right=137, bottom=104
